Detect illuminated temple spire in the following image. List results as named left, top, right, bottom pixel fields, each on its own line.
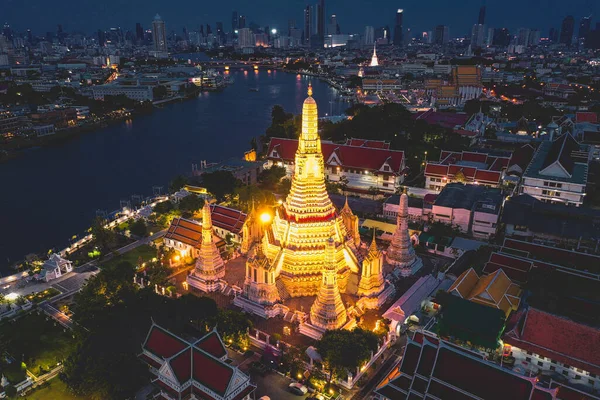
left=369, top=43, right=379, bottom=67
left=386, top=190, right=423, bottom=276
left=340, top=196, right=361, bottom=247
left=187, top=202, right=225, bottom=292
left=358, top=230, right=385, bottom=297
left=310, top=238, right=348, bottom=331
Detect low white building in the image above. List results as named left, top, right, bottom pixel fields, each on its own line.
left=520, top=133, right=590, bottom=207
left=40, top=254, right=73, bottom=282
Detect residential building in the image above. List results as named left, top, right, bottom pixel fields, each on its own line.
left=425, top=149, right=511, bottom=190
left=434, top=25, right=449, bottom=45
left=152, top=14, right=167, bottom=53
left=560, top=15, right=575, bottom=46
left=520, top=133, right=590, bottom=206
left=91, top=84, right=154, bottom=101
left=430, top=183, right=502, bottom=239
left=448, top=268, right=521, bottom=317
left=140, top=323, right=255, bottom=400
left=504, top=307, right=600, bottom=392
left=237, top=28, right=253, bottom=48
left=265, top=137, right=405, bottom=194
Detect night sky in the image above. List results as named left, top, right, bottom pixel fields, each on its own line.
left=4, top=0, right=600, bottom=38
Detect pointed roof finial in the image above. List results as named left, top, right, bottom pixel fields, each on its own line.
left=369, top=228, right=378, bottom=253
left=307, top=83, right=313, bottom=97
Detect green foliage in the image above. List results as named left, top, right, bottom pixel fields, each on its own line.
left=235, top=185, right=275, bottom=210
left=201, top=170, right=241, bottom=202
left=178, top=194, right=204, bottom=214
left=4, top=385, right=17, bottom=398
left=258, top=166, right=287, bottom=191
left=265, top=105, right=300, bottom=139
left=216, top=309, right=252, bottom=345
left=169, top=175, right=188, bottom=193
left=153, top=200, right=175, bottom=215
left=91, top=217, right=116, bottom=252
left=128, top=219, right=147, bottom=237
left=316, top=328, right=379, bottom=383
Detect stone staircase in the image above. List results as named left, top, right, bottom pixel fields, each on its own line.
left=275, top=278, right=291, bottom=301
left=283, top=311, right=297, bottom=323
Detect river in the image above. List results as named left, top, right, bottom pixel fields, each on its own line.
left=0, top=67, right=349, bottom=275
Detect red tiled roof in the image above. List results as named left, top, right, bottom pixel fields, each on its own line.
left=266, top=138, right=404, bottom=173
left=169, top=348, right=192, bottom=384
left=165, top=218, right=202, bottom=248
left=345, top=138, right=391, bottom=149
left=400, top=342, right=421, bottom=375
left=504, top=308, right=600, bottom=376
left=143, top=325, right=188, bottom=359
left=415, top=343, right=437, bottom=377
left=552, top=383, right=600, bottom=400
left=192, top=348, right=234, bottom=396
left=194, top=330, right=227, bottom=359
left=210, top=205, right=247, bottom=235
left=390, top=375, right=412, bottom=391
left=432, top=346, right=535, bottom=400
left=483, top=261, right=531, bottom=284
left=532, top=388, right=558, bottom=400
left=139, top=353, right=162, bottom=369
left=413, top=110, right=471, bottom=129
left=576, top=112, right=598, bottom=124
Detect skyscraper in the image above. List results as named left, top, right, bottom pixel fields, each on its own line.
left=327, top=14, right=337, bottom=35
left=135, top=23, right=144, bottom=43
left=560, top=15, right=575, bottom=46
left=288, top=19, right=296, bottom=36
left=492, top=28, right=510, bottom=47
left=238, top=28, right=253, bottom=48
left=97, top=29, right=106, bottom=46
left=238, top=15, right=246, bottom=29
left=393, top=9, right=404, bottom=46
left=471, top=24, right=485, bottom=47
left=152, top=14, right=167, bottom=52
left=231, top=11, right=238, bottom=32
left=579, top=16, right=592, bottom=42
left=364, top=26, right=375, bottom=46
left=434, top=25, right=449, bottom=45
left=478, top=5, right=486, bottom=25
left=317, top=0, right=325, bottom=42
left=304, top=6, right=312, bottom=46
left=517, top=28, right=530, bottom=46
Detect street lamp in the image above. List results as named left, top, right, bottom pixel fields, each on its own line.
left=271, top=28, right=277, bottom=35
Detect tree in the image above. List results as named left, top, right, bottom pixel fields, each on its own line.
left=153, top=200, right=175, bottom=215
left=278, top=178, right=292, bottom=196
left=169, top=175, right=188, bottom=193
left=129, top=219, right=148, bottom=237
left=217, top=309, right=252, bottom=346
left=317, top=328, right=379, bottom=386
left=91, top=217, right=116, bottom=252
left=4, top=385, right=16, bottom=398
left=201, top=170, right=241, bottom=201
left=258, top=166, right=287, bottom=191
left=178, top=194, right=204, bottom=214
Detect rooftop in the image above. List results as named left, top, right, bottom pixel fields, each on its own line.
left=433, top=183, right=502, bottom=214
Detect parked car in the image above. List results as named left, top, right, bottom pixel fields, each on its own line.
left=288, top=382, right=308, bottom=396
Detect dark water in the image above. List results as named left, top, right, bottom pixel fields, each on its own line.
left=0, top=69, right=349, bottom=274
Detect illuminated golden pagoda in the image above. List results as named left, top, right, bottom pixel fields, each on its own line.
left=243, top=245, right=280, bottom=305
left=340, top=197, right=361, bottom=248
left=310, top=238, right=348, bottom=330
left=357, top=231, right=385, bottom=298
left=261, top=84, right=361, bottom=298
left=240, top=202, right=263, bottom=255
left=187, top=202, right=225, bottom=292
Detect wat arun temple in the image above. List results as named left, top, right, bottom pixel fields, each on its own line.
left=191, top=85, right=421, bottom=338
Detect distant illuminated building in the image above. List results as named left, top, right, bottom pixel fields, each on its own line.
left=370, top=43, right=379, bottom=66
left=151, top=14, right=167, bottom=53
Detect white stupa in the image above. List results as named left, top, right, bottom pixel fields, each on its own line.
left=370, top=43, right=379, bottom=67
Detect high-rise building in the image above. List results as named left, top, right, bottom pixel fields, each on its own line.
left=288, top=19, right=296, bottom=36
left=237, top=28, right=253, bottom=48
left=97, top=29, right=106, bottom=46
left=478, top=5, right=486, bottom=25
left=579, top=16, right=592, bottom=42
left=560, top=15, right=575, bottom=46
left=304, top=6, right=312, bottom=45
left=327, top=14, right=337, bottom=35
left=434, top=25, right=450, bottom=45
left=216, top=21, right=223, bottom=40
left=393, top=9, right=404, bottom=46
left=206, top=24, right=212, bottom=35
left=2, top=23, right=12, bottom=41
left=135, top=23, right=144, bottom=42
left=317, top=0, right=325, bottom=42
left=549, top=27, right=558, bottom=42
left=238, top=15, right=246, bottom=29
left=517, top=28, right=530, bottom=46
left=529, top=29, right=540, bottom=46
left=231, top=11, right=238, bottom=32
left=493, top=28, right=510, bottom=46
left=152, top=14, right=167, bottom=52
left=364, top=26, right=375, bottom=46
left=26, top=29, right=32, bottom=44
left=471, top=23, right=485, bottom=47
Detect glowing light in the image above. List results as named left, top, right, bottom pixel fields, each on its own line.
left=253, top=65, right=258, bottom=70
left=174, top=255, right=181, bottom=262
left=260, top=213, right=272, bottom=224
left=5, top=293, right=19, bottom=301
left=271, top=28, right=277, bottom=35
left=297, top=373, right=302, bottom=379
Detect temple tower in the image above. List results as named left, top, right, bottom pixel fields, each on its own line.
left=340, top=197, right=361, bottom=247
left=386, top=190, right=423, bottom=276
left=241, top=202, right=262, bottom=255
left=187, top=202, right=225, bottom=292
left=310, top=238, right=348, bottom=331
left=243, top=245, right=280, bottom=305
left=369, top=43, right=379, bottom=67
left=358, top=231, right=385, bottom=298
left=260, top=84, right=360, bottom=297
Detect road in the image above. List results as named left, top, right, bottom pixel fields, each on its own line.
left=251, top=371, right=310, bottom=400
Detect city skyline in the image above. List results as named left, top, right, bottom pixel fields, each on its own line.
left=4, top=0, right=600, bottom=38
